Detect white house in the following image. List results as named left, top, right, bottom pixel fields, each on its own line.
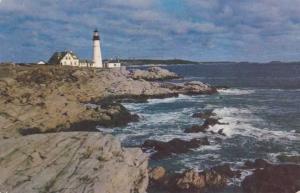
left=48, top=51, right=80, bottom=66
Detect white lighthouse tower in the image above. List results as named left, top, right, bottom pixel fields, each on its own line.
left=92, top=29, right=103, bottom=68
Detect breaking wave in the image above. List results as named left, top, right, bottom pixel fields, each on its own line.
left=207, top=107, right=300, bottom=141
left=147, top=94, right=193, bottom=104
left=218, top=88, right=255, bottom=95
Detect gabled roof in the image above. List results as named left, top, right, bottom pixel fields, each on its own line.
left=48, top=51, right=78, bottom=64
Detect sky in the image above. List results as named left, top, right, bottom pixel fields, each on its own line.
left=1, top=0, right=300, bottom=63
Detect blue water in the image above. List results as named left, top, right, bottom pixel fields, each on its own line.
left=99, top=63, right=300, bottom=192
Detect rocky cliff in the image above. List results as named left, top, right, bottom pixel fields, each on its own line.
left=0, top=132, right=148, bottom=193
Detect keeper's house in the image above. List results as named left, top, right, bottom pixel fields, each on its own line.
left=48, top=51, right=82, bottom=67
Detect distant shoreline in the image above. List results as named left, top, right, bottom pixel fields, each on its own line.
left=1, top=59, right=300, bottom=66
left=107, top=59, right=300, bottom=66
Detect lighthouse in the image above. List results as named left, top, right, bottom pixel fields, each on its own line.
left=92, top=29, right=103, bottom=68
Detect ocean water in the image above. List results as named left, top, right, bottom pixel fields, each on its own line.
left=99, top=63, right=300, bottom=192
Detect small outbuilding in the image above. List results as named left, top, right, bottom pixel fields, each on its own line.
left=37, top=60, right=47, bottom=65
left=105, top=62, right=121, bottom=68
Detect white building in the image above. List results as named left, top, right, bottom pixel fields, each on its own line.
left=37, top=60, right=46, bottom=65
left=105, top=61, right=121, bottom=68
left=48, top=51, right=81, bottom=66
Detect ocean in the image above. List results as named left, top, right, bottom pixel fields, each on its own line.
left=99, top=63, right=300, bottom=192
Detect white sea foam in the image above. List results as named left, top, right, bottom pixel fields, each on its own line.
left=147, top=94, right=192, bottom=104
left=97, top=127, right=114, bottom=134
left=207, top=106, right=300, bottom=141
left=122, top=103, right=146, bottom=111
left=194, top=144, right=221, bottom=151
left=218, top=88, right=255, bottom=95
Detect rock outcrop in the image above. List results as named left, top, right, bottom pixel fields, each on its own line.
left=162, top=81, right=217, bottom=95
left=242, top=164, right=300, bottom=193
left=0, top=132, right=148, bottom=193
left=192, top=110, right=216, bottom=119
left=277, top=154, right=300, bottom=164
left=0, top=65, right=218, bottom=193
left=142, top=138, right=209, bottom=159
left=0, top=66, right=216, bottom=138
left=149, top=166, right=230, bottom=193
left=184, top=118, right=224, bottom=133
left=0, top=65, right=152, bottom=193
left=130, top=67, right=180, bottom=81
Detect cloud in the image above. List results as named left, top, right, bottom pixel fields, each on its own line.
left=1, top=0, right=300, bottom=62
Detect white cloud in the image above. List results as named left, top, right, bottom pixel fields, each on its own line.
left=1, top=0, right=300, bottom=62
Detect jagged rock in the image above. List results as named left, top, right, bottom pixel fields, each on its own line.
left=244, top=159, right=271, bottom=169
left=0, top=65, right=218, bottom=193
left=175, top=169, right=206, bottom=190
left=192, top=110, right=216, bottom=119
left=130, top=67, right=180, bottom=81
left=142, top=138, right=209, bottom=159
left=162, top=81, right=218, bottom=95
left=182, top=81, right=217, bottom=95
left=184, top=125, right=208, bottom=133
left=242, top=164, right=300, bottom=193
left=184, top=117, right=224, bottom=133
left=0, top=66, right=217, bottom=138
left=149, top=167, right=166, bottom=181
left=149, top=167, right=228, bottom=193
left=0, top=132, right=148, bottom=193
left=211, top=164, right=241, bottom=178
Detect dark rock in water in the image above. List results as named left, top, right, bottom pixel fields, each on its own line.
left=244, top=159, right=271, bottom=169
left=204, top=118, right=221, bottom=127
left=184, top=117, right=225, bottom=133
left=211, top=164, right=241, bottom=178
left=242, top=164, right=300, bottom=193
left=142, top=137, right=209, bottom=159
left=192, top=110, right=216, bottom=119
left=184, top=125, right=207, bottom=133
left=217, top=129, right=226, bottom=136
left=277, top=154, right=300, bottom=164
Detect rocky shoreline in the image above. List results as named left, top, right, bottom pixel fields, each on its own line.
left=0, top=65, right=217, bottom=193
left=145, top=108, right=300, bottom=193
left=0, top=65, right=299, bottom=193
